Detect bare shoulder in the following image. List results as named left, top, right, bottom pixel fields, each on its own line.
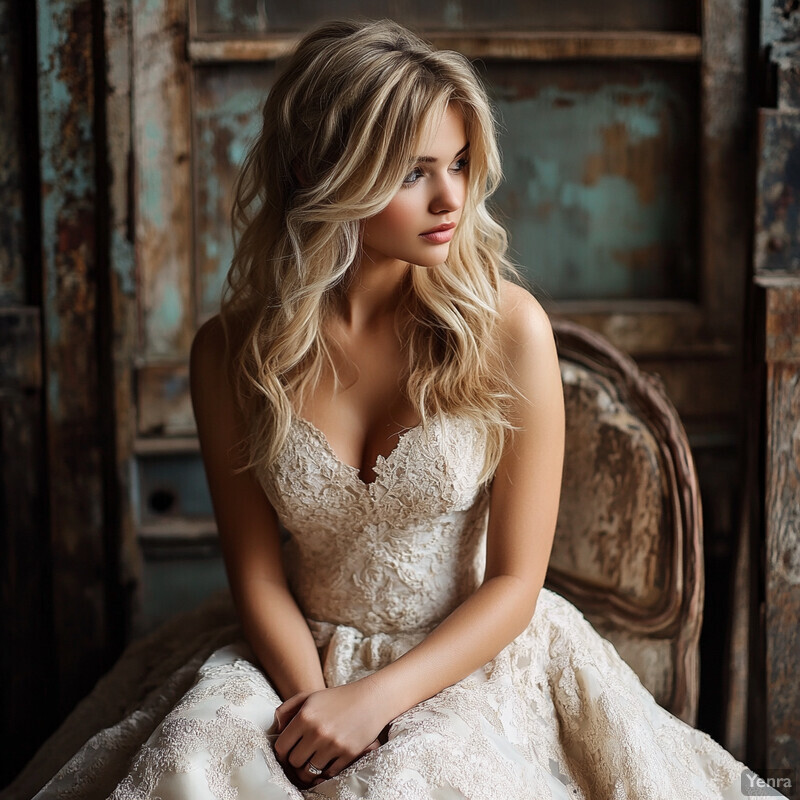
left=190, top=313, right=241, bottom=385
left=191, top=314, right=226, bottom=365
left=496, top=279, right=556, bottom=362
left=190, top=315, right=236, bottom=408
left=495, top=281, right=563, bottom=427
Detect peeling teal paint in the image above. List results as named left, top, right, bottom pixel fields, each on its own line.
left=202, top=237, right=227, bottom=310
left=216, top=0, right=235, bottom=27
left=443, top=1, right=464, bottom=28
left=195, top=0, right=262, bottom=34
left=156, top=283, right=182, bottom=334
left=195, top=74, right=267, bottom=315
left=135, top=0, right=162, bottom=20
left=227, top=130, right=254, bottom=170
left=111, top=228, right=136, bottom=297
left=37, top=1, right=93, bottom=194
left=141, top=119, right=164, bottom=222
left=42, top=194, right=61, bottom=343
left=194, top=87, right=265, bottom=120
left=190, top=63, right=691, bottom=304
left=761, top=0, right=800, bottom=48
left=491, top=72, right=691, bottom=300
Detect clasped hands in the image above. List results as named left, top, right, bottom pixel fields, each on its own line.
left=273, top=679, right=390, bottom=788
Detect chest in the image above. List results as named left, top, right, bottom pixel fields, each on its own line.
left=260, top=413, right=489, bottom=531
left=297, top=327, right=420, bottom=486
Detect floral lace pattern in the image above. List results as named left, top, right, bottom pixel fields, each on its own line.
left=21, top=414, right=778, bottom=800
left=257, top=414, right=490, bottom=637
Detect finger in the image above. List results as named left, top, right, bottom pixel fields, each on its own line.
left=273, top=723, right=303, bottom=763
left=320, top=740, right=378, bottom=781
left=298, top=757, right=327, bottom=782
left=274, top=693, right=307, bottom=732
left=309, top=747, right=338, bottom=775
left=287, top=735, right=320, bottom=770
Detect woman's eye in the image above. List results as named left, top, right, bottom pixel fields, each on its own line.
left=452, top=157, right=470, bottom=172
left=402, top=167, right=424, bottom=186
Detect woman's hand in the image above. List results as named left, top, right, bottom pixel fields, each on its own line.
left=273, top=681, right=387, bottom=786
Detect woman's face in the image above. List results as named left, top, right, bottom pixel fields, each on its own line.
left=360, top=105, right=469, bottom=269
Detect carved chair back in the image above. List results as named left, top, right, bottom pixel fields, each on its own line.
left=546, top=318, right=704, bottom=725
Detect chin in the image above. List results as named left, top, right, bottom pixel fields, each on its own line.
left=415, top=248, right=452, bottom=268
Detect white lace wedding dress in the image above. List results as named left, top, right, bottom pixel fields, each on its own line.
left=27, top=413, right=778, bottom=800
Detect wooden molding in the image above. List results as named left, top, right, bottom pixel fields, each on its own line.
left=188, top=31, right=702, bottom=64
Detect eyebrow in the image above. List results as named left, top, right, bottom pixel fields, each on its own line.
left=412, top=141, right=470, bottom=164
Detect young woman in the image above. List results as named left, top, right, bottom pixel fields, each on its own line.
left=30, top=17, right=774, bottom=800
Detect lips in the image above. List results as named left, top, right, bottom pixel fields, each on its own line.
left=421, top=222, right=456, bottom=235
left=419, top=222, right=456, bottom=244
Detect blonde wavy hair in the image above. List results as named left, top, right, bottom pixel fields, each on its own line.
left=220, top=18, right=519, bottom=483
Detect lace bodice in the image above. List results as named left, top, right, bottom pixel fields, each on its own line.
left=257, top=414, right=490, bottom=637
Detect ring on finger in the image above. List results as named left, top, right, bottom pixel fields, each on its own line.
left=306, top=761, right=323, bottom=776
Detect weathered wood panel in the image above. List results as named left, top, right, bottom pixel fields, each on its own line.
left=482, top=59, right=700, bottom=301
left=191, top=60, right=698, bottom=313
left=761, top=0, right=800, bottom=50
left=760, top=278, right=800, bottom=781
left=0, top=308, right=41, bottom=403
left=701, top=0, right=751, bottom=346
left=634, top=356, right=740, bottom=422
left=764, top=359, right=800, bottom=777
left=191, top=0, right=699, bottom=35
left=698, top=0, right=757, bottom=746
left=188, top=33, right=703, bottom=64
left=138, top=451, right=214, bottom=524
left=104, top=0, right=139, bottom=627
left=753, top=12, right=800, bottom=772
left=36, top=0, right=109, bottom=715
left=542, top=300, right=732, bottom=357
left=137, top=362, right=193, bottom=436
left=0, top=1, right=59, bottom=782
left=133, top=0, right=193, bottom=360
left=771, top=42, right=800, bottom=111
left=755, top=110, right=800, bottom=275
left=0, top=0, right=26, bottom=305
left=764, top=281, right=800, bottom=360
left=193, top=64, right=274, bottom=319
left=0, top=308, right=55, bottom=786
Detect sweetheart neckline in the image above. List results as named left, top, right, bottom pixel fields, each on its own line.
left=291, top=414, right=430, bottom=489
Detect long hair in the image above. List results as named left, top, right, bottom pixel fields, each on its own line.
left=220, top=18, right=518, bottom=483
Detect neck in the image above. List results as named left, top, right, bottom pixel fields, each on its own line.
left=338, top=253, right=409, bottom=331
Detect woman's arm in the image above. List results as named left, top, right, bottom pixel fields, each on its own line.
left=190, top=317, right=326, bottom=701
left=273, top=284, right=565, bottom=779
left=371, top=283, right=564, bottom=713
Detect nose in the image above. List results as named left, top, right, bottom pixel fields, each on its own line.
left=429, top=173, right=464, bottom=215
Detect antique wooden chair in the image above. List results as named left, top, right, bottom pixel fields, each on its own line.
left=546, top=317, right=703, bottom=725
